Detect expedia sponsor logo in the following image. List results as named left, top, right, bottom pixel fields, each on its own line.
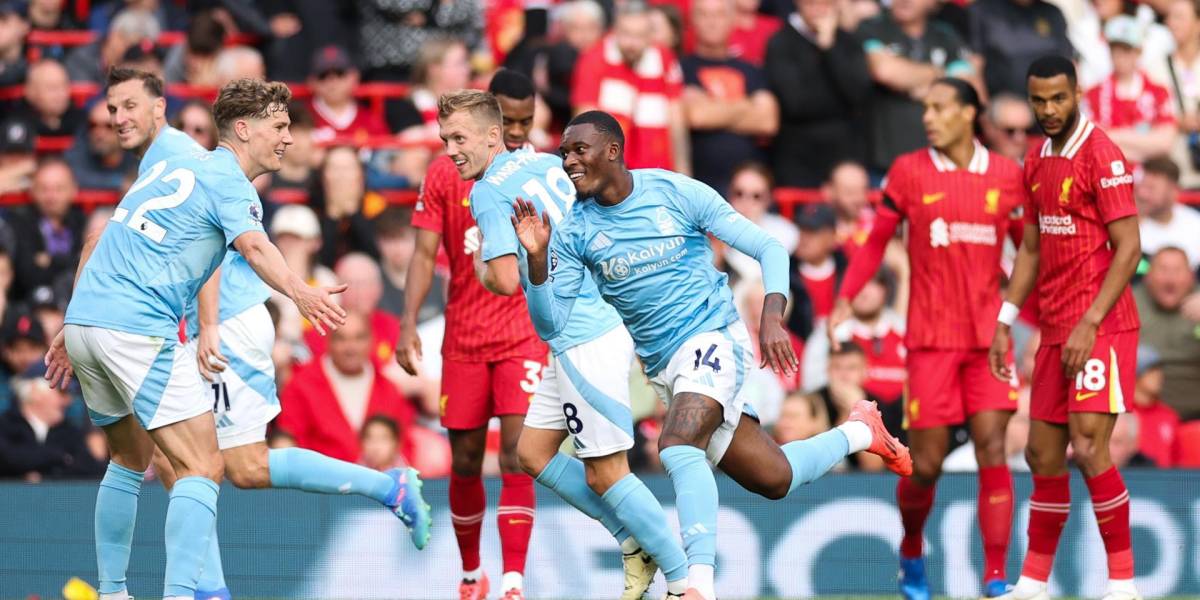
left=1100, top=173, right=1133, bottom=189
left=1039, top=214, right=1077, bottom=235
left=598, top=236, right=686, bottom=281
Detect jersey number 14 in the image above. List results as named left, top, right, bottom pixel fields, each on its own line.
left=111, top=160, right=197, bottom=243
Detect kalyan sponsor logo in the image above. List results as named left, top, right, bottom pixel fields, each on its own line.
left=598, top=236, right=686, bottom=281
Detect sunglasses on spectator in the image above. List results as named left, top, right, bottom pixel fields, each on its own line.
left=999, top=125, right=1029, bottom=136
left=318, top=69, right=348, bottom=80
left=89, top=120, right=112, bottom=130
left=731, top=189, right=768, bottom=201
left=184, top=123, right=211, bottom=135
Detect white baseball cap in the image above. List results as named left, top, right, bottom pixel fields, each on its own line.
left=1105, top=15, right=1145, bottom=49
left=270, top=204, right=322, bottom=239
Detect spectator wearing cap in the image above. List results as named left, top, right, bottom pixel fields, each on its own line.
left=1136, top=157, right=1200, bottom=269
left=573, top=0, right=690, bottom=172
left=307, top=46, right=389, bottom=146
left=857, top=0, right=978, bottom=176
left=163, top=10, right=225, bottom=86
left=764, top=0, right=872, bottom=187
left=1131, top=344, right=1180, bottom=467
left=1070, top=0, right=1173, bottom=90
left=10, top=59, right=84, bottom=138
left=0, top=116, right=36, bottom=194
left=268, top=203, right=337, bottom=357
left=981, top=93, right=1036, bottom=164
left=1083, top=15, right=1178, bottom=163
left=374, top=206, right=446, bottom=323
left=1136, top=247, right=1200, bottom=420
left=0, top=1, right=29, bottom=87
left=1, top=310, right=46, bottom=390
left=64, top=8, right=160, bottom=83
left=314, top=146, right=382, bottom=268
left=681, top=0, right=779, bottom=196
left=789, top=202, right=847, bottom=337
left=720, top=163, right=798, bottom=283
left=357, top=0, right=482, bottom=83
left=966, top=0, right=1072, bottom=97
left=0, top=361, right=106, bottom=480
left=63, top=100, right=136, bottom=191
left=11, top=157, right=84, bottom=302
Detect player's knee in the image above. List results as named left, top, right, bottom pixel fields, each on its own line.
left=748, top=473, right=790, bottom=501
left=515, top=442, right=548, bottom=478
left=226, top=458, right=271, bottom=489
left=973, top=433, right=1009, bottom=468
left=450, top=451, right=484, bottom=476
left=498, top=445, right=523, bottom=474
left=1024, top=443, right=1061, bottom=474
left=911, top=450, right=943, bottom=485
left=1069, top=435, right=1110, bottom=474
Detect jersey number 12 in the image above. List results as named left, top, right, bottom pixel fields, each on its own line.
left=111, top=160, right=197, bottom=243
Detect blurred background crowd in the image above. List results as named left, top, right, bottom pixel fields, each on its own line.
left=0, top=0, right=1198, bottom=483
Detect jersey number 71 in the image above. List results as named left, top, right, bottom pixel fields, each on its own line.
left=111, top=159, right=197, bottom=244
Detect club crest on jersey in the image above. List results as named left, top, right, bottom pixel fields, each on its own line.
left=985, top=189, right=1000, bottom=214
left=1058, top=177, right=1073, bottom=205
left=655, top=207, right=677, bottom=235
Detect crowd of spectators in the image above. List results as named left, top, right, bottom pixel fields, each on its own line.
left=1, top=0, right=1200, bottom=480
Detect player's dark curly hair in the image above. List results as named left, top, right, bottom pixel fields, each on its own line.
left=488, top=68, right=535, bottom=100
left=1027, top=54, right=1077, bottom=88
left=566, top=110, right=625, bottom=151
left=212, top=79, right=292, bottom=138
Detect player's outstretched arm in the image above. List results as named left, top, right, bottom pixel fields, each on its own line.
left=830, top=207, right=903, bottom=350
left=195, top=267, right=228, bottom=382
left=1061, top=215, right=1141, bottom=377
left=511, top=198, right=581, bottom=340
left=990, top=221, right=1041, bottom=382
left=233, top=231, right=348, bottom=336
left=396, top=229, right=440, bottom=376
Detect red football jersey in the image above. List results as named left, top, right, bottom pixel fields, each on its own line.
left=1023, top=116, right=1141, bottom=345
left=308, top=99, right=391, bottom=145
left=411, top=155, right=547, bottom=362
left=571, top=38, right=683, bottom=170
left=883, top=142, right=1026, bottom=349
left=834, top=311, right=907, bottom=402
left=727, top=14, right=782, bottom=66
left=1083, top=72, right=1175, bottom=132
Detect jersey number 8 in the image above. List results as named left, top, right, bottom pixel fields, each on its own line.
left=111, top=160, right=196, bottom=244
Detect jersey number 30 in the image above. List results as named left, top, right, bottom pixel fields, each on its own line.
left=111, top=160, right=197, bottom=243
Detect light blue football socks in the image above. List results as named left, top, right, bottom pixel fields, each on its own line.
left=604, top=473, right=690, bottom=583
left=267, top=448, right=394, bottom=503
left=163, top=477, right=219, bottom=599
left=781, top=428, right=852, bottom=494
left=95, top=461, right=144, bottom=596
left=535, top=452, right=629, bottom=542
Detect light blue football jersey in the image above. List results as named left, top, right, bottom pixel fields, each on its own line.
left=65, top=147, right=267, bottom=338
left=526, top=169, right=789, bottom=375
left=470, top=149, right=622, bottom=355
left=140, top=126, right=205, bottom=175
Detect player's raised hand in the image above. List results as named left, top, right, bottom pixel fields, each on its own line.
left=44, top=329, right=73, bottom=390
left=295, top=283, right=349, bottom=336
left=395, top=325, right=423, bottom=376
left=1062, top=318, right=1098, bottom=380
left=988, top=326, right=1013, bottom=382
left=511, top=197, right=551, bottom=255
left=828, top=297, right=852, bottom=352
left=195, top=326, right=228, bottom=382
left=759, top=293, right=799, bottom=376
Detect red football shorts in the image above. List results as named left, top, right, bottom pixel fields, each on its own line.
left=1030, top=330, right=1137, bottom=424
left=904, top=348, right=1019, bottom=430
left=439, top=354, right=548, bottom=429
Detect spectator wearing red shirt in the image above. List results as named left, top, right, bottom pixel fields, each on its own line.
left=788, top=203, right=847, bottom=338
left=1084, top=16, right=1178, bottom=163
left=572, top=0, right=690, bottom=172
left=831, top=271, right=907, bottom=405
left=729, top=0, right=782, bottom=65
left=307, top=46, right=390, bottom=146
left=359, top=414, right=452, bottom=478
left=279, top=313, right=416, bottom=463
left=1131, top=345, right=1179, bottom=467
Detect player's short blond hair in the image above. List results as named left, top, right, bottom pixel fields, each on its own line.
left=213, top=78, right=292, bottom=138
left=437, top=89, right=502, bottom=128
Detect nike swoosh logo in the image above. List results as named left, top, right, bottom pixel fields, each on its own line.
left=1075, top=391, right=1099, bottom=401
left=922, top=192, right=945, bottom=205
left=507, top=518, right=531, bottom=525
left=1031, top=183, right=1041, bottom=192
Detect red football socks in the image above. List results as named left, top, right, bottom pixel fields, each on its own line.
left=1022, top=473, right=1070, bottom=581
left=897, top=477, right=936, bottom=559
left=449, top=472, right=486, bottom=572
left=498, top=473, right=536, bottom=576
left=1086, top=467, right=1134, bottom=579
left=978, top=465, right=1014, bottom=582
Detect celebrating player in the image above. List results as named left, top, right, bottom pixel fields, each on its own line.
left=104, top=68, right=432, bottom=600
left=989, top=56, right=1142, bottom=600
left=512, top=110, right=912, bottom=600
left=830, top=78, right=1024, bottom=600
left=395, top=70, right=548, bottom=600
left=437, top=88, right=691, bottom=600
left=43, top=78, right=347, bottom=600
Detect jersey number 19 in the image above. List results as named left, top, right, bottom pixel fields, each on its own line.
left=521, top=166, right=576, bottom=225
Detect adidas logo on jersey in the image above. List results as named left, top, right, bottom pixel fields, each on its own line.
left=589, top=232, right=614, bottom=252
left=216, top=414, right=235, bottom=429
